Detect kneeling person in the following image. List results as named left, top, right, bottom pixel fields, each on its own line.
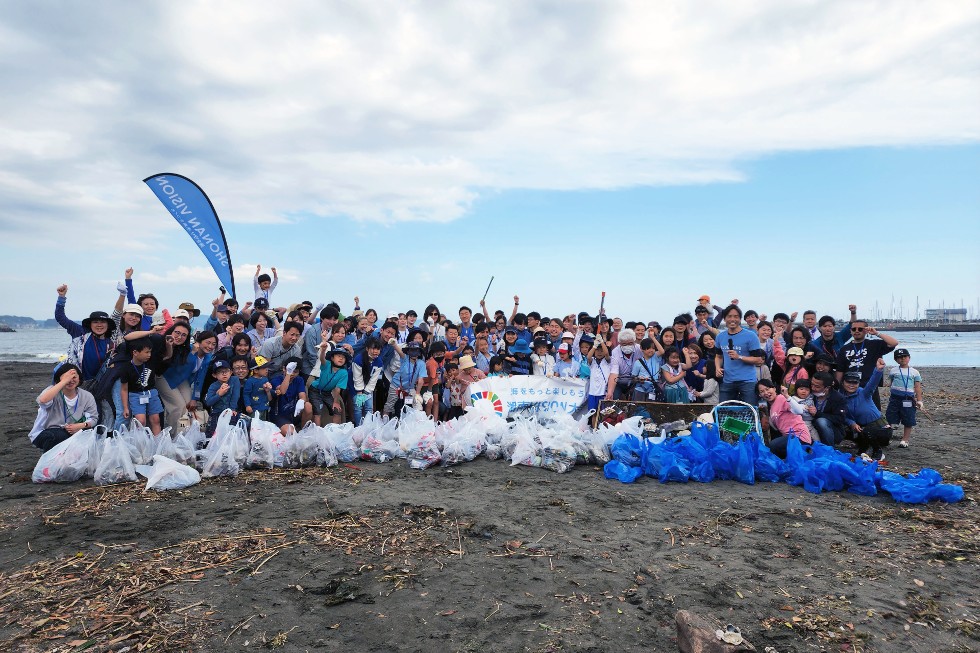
left=28, top=364, right=98, bottom=452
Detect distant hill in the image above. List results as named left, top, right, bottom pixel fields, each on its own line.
left=0, top=315, right=59, bottom=329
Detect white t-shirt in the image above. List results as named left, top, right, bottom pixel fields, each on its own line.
left=28, top=390, right=97, bottom=441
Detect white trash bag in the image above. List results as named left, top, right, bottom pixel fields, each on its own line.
left=94, top=434, right=138, bottom=485
left=32, top=428, right=97, bottom=483
left=136, top=454, right=201, bottom=491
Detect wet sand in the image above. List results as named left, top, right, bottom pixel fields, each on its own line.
left=1, top=362, right=977, bottom=652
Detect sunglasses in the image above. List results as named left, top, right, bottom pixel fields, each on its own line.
left=850, top=327, right=865, bottom=332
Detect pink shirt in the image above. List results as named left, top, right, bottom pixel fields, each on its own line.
left=768, top=395, right=811, bottom=444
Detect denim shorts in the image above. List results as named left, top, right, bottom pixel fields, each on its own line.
left=885, top=393, right=917, bottom=427
left=128, top=388, right=164, bottom=416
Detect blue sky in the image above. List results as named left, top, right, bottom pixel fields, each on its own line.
left=1, top=2, right=978, bottom=323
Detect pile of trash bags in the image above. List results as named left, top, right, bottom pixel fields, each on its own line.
left=32, top=421, right=202, bottom=491
left=31, top=407, right=631, bottom=487
left=603, top=421, right=964, bottom=504
left=238, top=407, right=621, bottom=474
left=34, top=408, right=962, bottom=505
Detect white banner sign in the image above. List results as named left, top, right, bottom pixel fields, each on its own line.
left=468, top=375, right=588, bottom=418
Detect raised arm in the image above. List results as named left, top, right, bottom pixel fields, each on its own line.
left=54, top=285, right=85, bottom=338
left=124, top=267, right=136, bottom=305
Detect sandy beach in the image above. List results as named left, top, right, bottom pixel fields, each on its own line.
left=0, top=361, right=977, bottom=652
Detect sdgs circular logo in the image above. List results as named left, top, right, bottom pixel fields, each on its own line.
left=469, top=390, right=504, bottom=416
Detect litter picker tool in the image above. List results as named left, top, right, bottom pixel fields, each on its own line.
left=481, top=276, right=494, bottom=303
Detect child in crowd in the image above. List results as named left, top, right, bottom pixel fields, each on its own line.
left=442, top=362, right=460, bottom=418
left=425, top=342, right=448, bottom=420
left=631, top=337, right=665, bottom=401
left=781, top=347, right=809, bottom=395
left=842, top=359, right=892, bottom=461
left=695, top=374, right=720, bottom=404
left=886, top=348, right=923, bottom=448
left=253, top=264, right=278, bottom=302
left=451, top=355, right=487, bottom=418
left=309, top=347, right=350, bottom=425
left=203, top=360, right=241, bottom=437
left=384, top=341, right=426, bottom=416
left=473, top=326, right=493, bottom=373
left=531, top=338, right=556, bottom=376
left=661, top=347, right=693, bottom=404
left=585, top=334, right=611, bottom=411
left=554, top=343, right=578, bottom=378
left=505, top=339, right=533, bottom=375
left=267, top=357, right=307, bottom=435
left=487, top=355, right=506, bottom=377
left=788, top=378, right=817, bottom=442
left=243, top=356, right=273, bottom=420
left=684, top=344, right=707, bottom=395
left=351, top=338, right=385, bottom=425
left=121, top=338, right=164, bottom=434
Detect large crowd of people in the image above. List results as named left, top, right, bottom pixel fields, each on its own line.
left=29, top=267, right=924, bottom=464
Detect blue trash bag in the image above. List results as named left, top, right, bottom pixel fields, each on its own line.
left=733, top=437, right=755, bottom=485
left=690, top=421, right=719, bottom=450
left=675, top=435, right=709, bottom=465
left=878, top=468, right=965, bottom=504
left=603, top=460, right=643, bottom=484
left=750, top=434, right=790, bottom=483
left=841, top=459, right=878, bottom=497
left=641, top=440, right=664, bottom=477
left=690, top=460, right=715, bottom=483
left=658, top=450, right=691, bottom=483
left=610, top=434, right=643, bottom=467
left=785, top=437, right=812, bottom=486
left=708, top=441, right=736, bottom=480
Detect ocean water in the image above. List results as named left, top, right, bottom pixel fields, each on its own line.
left=0, top=329, right=978, bottom=367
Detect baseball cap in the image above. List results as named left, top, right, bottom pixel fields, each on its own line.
left=173, top=309, right=191, bottom=320
left=212, top=360, right=230, bottom=371
left=250, top=355, right=272, bottom=370
left=215, top=304, right=230, bottom=313
left=123, top=303, right=144, bottom=316
left=254, top=297, right=270, bottom=310
left=842, top=371, right=861, bottom=383
left=786, top=347, right=805, bottom=357
left=893, top=348, right=910, bottom=359
left=561, top=331, right=575, bottom=339
left=558, top=343, right=570, bottom=353
left=698, top=295, right=710, bottom=302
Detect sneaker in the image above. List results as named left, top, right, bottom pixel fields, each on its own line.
left=898, top=440, right=910, bottom=448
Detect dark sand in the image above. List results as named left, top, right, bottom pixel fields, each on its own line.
left=1, top=362, right=977, bottom=652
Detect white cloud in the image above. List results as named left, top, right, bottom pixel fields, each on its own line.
left=0, top=0, right=977, bottom=236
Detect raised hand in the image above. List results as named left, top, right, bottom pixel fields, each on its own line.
left=57, top=284, right=68, bottom=297
left=125, top=268, right=134, bottom=279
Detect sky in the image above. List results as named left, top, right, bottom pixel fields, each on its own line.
left=1, top=0, right=978, bottom=323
